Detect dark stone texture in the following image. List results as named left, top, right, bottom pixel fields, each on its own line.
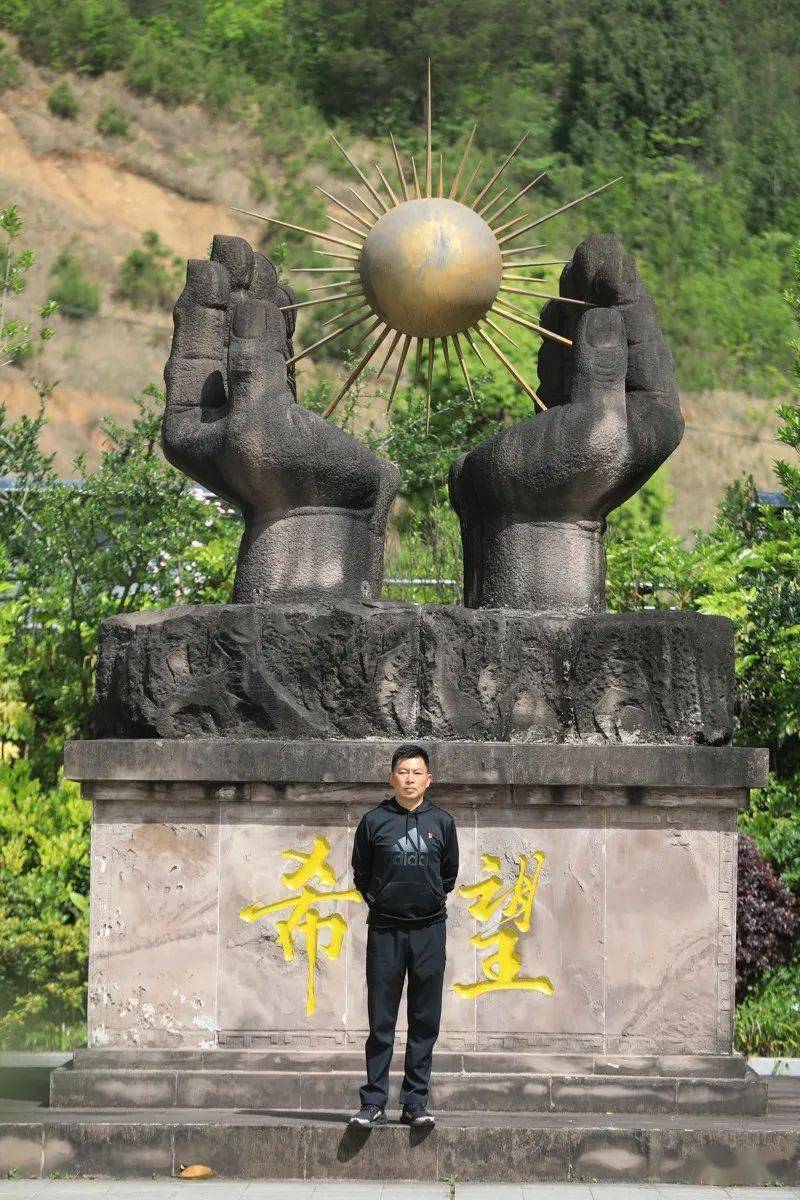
left=449, top=235, right=684, bottom=613
left=92, top=601, right=735, bottom=747
left=419, top=606, right=734, bottom=744
left=65, top=738, right=769, bottom=790
left=162, top=236, right=399, bottom=606
left=93, top=600, right=419, bottom=740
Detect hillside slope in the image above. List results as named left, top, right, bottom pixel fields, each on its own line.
left=0, top=52, right=788, bottom=535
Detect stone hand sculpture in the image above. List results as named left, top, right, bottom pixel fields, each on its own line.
left=449, top=234, right=684, bottom=612
left=162, top=235, right=399, bottom=604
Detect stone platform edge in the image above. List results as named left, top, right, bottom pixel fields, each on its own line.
left=64, top=738, right=769, bottom=789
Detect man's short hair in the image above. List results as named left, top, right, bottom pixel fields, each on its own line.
left=391, top=743, right=430, bottom=771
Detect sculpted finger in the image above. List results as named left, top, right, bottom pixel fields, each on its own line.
left=568, top=306, right=627, bottom=412
left=227, top=298, right=292, bottom=410
left=536, top=296, right=569, bottom=408
left=164, top=258, right=229, bottom=410
left=568, top=234, right=678, bottom=399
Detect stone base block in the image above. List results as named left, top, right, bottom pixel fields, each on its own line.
left=49, top=1048, right=767, bottom=1116
left=92, top=602, right=735, bottom=744
left=2, top=1095, right=798, bottom=1184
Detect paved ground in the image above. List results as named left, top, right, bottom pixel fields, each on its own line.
left=1, top=1183, right=799, bottom=1198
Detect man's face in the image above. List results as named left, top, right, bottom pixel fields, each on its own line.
left=389, top=756, right=432, bottom=805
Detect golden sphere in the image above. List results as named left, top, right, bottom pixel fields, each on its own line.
left=359, top=198, right=503, bottom=338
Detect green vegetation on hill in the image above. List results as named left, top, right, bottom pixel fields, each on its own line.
left=1, top=0, right=799, bottom=394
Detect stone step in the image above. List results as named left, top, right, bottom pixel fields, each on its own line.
left=1, top=1101, right=797, bottom=1185
left=49, top=1064, right=767, bottom=1115
left=69, top=1045, right=749, bottom=1078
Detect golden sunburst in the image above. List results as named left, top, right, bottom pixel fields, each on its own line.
left=234, top=61, right=620, bottom=427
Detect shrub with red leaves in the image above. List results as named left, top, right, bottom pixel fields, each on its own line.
left=736, top=834, right=799, bottom=1000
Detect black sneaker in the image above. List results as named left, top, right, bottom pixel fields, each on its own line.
left=400, top=1103, right=435, bottom=1127
left=348, top=1103, right=387, bottom=1126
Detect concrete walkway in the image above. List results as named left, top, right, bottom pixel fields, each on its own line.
left=0, top=1183, right=798, bottom=1198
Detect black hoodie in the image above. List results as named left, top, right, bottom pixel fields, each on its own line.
left=352, top=795, right=459, bottom=928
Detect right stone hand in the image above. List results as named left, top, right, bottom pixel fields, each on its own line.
left=162, top=235, right=399, bottom=604
left=448, top=234, right=684, bottom=612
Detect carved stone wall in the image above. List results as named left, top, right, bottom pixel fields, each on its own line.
left=93, top=603, right=734, bottom=745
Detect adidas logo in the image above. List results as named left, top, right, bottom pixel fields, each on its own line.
left=390, top=825, right=430, bottom=866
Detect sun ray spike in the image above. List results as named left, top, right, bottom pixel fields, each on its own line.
left=374, top=162, right=399, bottom=207
left=387, top=335, right=413, bottom=413
left=498, top=177, right=623, bottom=245
left=482, top=316, right=518, bottom=347
left=491, top=210, right=533, bottom=238
left=493, top=302, right=573, bottom=347
left=441, top=337, right=452, bottom=378
left=353, top=316, right=385, bottom=349
left=452, top=334, right=474, bottom=400
left=325, top=213, right=367, bottom=240
left=500, top=244, right=547, bottom=257
left=287, top=267, right=361, bottom=274
left=477, top=187, right=508, bottom=218
left=425, top=58, right=433, bottom=199
left=500, top=287, right=591, bottom=306
left=475, top=325, right=545, bottom=411
left=313, top=249, right=361, bottom=261
left=411, top=156, right=421, bottom=200
left=463, top=327, right=487, bottom=367
left=314, top=186, right=373, bottom=231
left=425, top=338, right=435, bottom=431
left=286, top=310, right=375, bottom=367
left=470, top=132, right=529, bottom=210
left=308, top=279, right=363, bottom=292
left=279, top=292, right=357, bottom=311
left=376, top=329, right=403, bottom=380
left=499, top=260, right=568, bottom=269
left=323, top=324, right=391, bottom=418
left=389, top=132, right=410, bottom=202
left=448, top=124, right=476, bottom=199
left=329, top=132, right=390, bottom=214
left=414, top=336, right=424, bottom=383
left=348, top=187, right=381, bottom=221
left=231, top=207, right=362, bottom=251
left=488, top=172, right=547, bottom=227
left=322, top=301, right=369, bottom=328
left=458, top=160, right=483, bottom=205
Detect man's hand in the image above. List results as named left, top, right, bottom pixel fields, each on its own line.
left=449, top=234, right=683, bottom=611
left=163, top=235, right=399, bottom=604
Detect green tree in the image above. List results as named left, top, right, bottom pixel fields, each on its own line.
left=0, top=392, right=240, bottom=782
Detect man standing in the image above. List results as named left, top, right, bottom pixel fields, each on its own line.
left=349, top=744, right=459, bottom=1128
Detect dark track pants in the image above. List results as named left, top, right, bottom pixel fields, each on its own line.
left=359, top=920, right=446, bottom=1109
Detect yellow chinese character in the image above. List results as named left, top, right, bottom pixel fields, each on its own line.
left=454, top=849, right=554, bottom=999
left=239, top=835, right=361, bottom=1015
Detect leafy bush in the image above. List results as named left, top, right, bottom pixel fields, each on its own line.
left=0, top=391, right=240, bottom=782
left=47, top=80, right=78, bottom=119
left=0, top=42, right=21, bottom=90
left=48, top=250, right=99, bottom=318
left=735, top=962, right=800, bottom=1057
left=0, top=760, right=90, bottom=1050
left=118, top=230, right=182, bottom=310
left=95, top=103, right=129, bottom=138
left=741, top=774, right=800, bottom=894
left=736, top=835, right=799, bottom=1000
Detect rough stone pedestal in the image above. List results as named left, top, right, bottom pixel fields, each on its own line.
left=56, top=737, right=768, bottom=1118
